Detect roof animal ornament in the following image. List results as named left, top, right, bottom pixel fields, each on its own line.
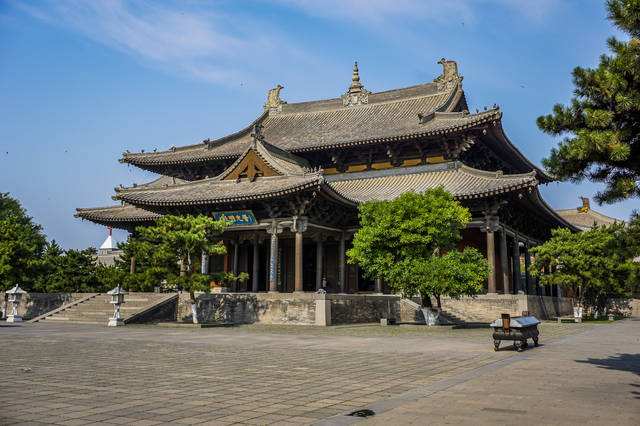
left=342, top=61, right=370, bottom=107
left=578, top=196, right=590, bottom=213
left=264, top=84, right=285, bottom=112
left=434, top=58, right=462, bottom=90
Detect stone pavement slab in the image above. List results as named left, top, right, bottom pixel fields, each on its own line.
left=0, top=321, right=606, bottom=425
left=321, top=319, right=640, bottom=426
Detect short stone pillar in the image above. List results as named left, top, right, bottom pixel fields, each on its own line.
left=6, top=285, right=27, bottom=323
left=315, top=295, right=331, bottom=326
left=107, top=285, right=127, bottom=327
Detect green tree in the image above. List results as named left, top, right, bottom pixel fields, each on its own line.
left=531, top=225, right=635, bottom=313
left=135, top=215, right=229, bottom=322
left=115, top=232, right=181, bottom=292
left=537, top=0, right=640, bottom=203
left=35, top=241, right=105, bottom=293
left=347, top=188, right=488, bottom=308
left=0, top=193, right=47, bottom=291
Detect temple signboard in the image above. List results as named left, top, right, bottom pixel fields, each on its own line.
left=213, top=210, right=257, bottom=226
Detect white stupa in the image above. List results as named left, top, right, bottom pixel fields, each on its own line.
left=97, top=227, right=122, bottom=266
left=99, top=226, right=115, bottom=252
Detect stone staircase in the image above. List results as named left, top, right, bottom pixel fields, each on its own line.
left=29, top=292, right=177, bottom=325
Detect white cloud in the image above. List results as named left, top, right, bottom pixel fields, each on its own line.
left=280, top=0, right=559, bottom=26
left=13, top=0, right=310, bottom=86
left=12, top=0, right=560, bottom=87
left=279, top=0, right=476, bottom=25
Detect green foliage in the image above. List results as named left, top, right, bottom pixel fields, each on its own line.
left=0, top=193, right=47, bottom=291
left=537, top=0, right=640, bottom=203
left=33, top=241, right=108, bottom=293
left=531, top=224, right=636, bottom=312
left=131, top=215, right=229, bottom=295
left=347, top=188, right=488, bottom=306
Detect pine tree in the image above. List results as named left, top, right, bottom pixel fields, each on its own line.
left=538, top=0, right=640, bottom=203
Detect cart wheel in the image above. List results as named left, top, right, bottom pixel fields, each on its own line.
left=493, top=340, right=500, bottom=351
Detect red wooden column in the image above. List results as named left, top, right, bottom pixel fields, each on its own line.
left=293, top=217, right=308, bottom=292
left=499, top=228, right=510, bottom=294
left=486, top=230, right=497, bottom=294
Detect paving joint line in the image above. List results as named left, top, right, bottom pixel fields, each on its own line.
left=313, top=322, right=610, bottom=426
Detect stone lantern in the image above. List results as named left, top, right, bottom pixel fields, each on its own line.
left=6, top=285, right=27, bottom=323
left=107, top=285, right=127, bottom=327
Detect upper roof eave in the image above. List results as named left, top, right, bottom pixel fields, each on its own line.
left=119, top=104, right=498, bottom=169
left=118, top=74, right=466, bottom=168
left=488, top=120, right=553, bottom=183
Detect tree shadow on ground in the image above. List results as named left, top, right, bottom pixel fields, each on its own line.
left=577, top=354, right=640, bottom=400
left=576, top=353, right=640, bottom=376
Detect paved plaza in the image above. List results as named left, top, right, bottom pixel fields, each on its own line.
left=0, top=320, right=638, bottom=425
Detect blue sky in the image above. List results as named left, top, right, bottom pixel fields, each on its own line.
left=1, top=0, right=638, bottom=249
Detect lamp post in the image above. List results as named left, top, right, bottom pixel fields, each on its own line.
left=6, top=285, right=27, bottom=323
left=107, top=285, right=127, bottom=327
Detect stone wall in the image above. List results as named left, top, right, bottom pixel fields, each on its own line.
left=438, top=294, right=573, bottom=323
left=177, top=292, right=317, bottom=325
left=328, top=294, right=400, bottom=325
left=526, top=295, right=574, bottom=320
left=437, top=295, right=524, bottom=323
left=176, top=293, right=407, bottom=326
left=0, top=292, right=89, bottom=320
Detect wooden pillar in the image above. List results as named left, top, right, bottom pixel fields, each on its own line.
left=232, top=240, right=239, bottom=275
left=374, top=278, right=382, bottom=294
left=294, top=232, right=304, bottom=292
left=267, top=224, right=281, bottom=293
left=338, top=234, right=346, bottom=293
left=486, top=230, right=497, bottom=294
left=130, top=255, right=136, bottom=274
left=512, top=238, right=521, bottom=294
left=315, top=238, right=323, bottom=291
left=499, top=228, right=509, bottom=294
left=252, top=237, right=259, bottom=292
left=524, top=245, right=532, bottom=294
left=293, top=217, right=307, bottom=292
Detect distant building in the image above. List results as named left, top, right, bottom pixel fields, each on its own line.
left=556, top=197, right=620, bottom=231
left=96, top=227, right=122, bottom=266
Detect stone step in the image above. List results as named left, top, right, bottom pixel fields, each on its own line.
left=32, top=293, right=178, bottom=324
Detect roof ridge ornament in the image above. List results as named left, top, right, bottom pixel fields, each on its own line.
left=264, top=84, right=286, bottom=113
left=250, top=123, right=265, bottom=148
left=578, top=196, right=590, bottom=213
left=342, top=61, right=370, bottom=107
left=434, top=58, right=462, bottom=90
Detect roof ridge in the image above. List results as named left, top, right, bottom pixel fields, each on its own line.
left=274, top=84, right=456, bottom=118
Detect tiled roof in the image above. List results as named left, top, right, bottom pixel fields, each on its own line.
left=113, top=162, right=536, bottom=210
left=555, top=208, right=620, bottom=231
left=218, top=135, right=310, bottom=180
left=326, top=162, right=538, bottom=202
left=115, top=173, right=325, bottom=207
left=120, top=79, right=475, bottom=167
left=75, top=204, right=161, bottom=223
